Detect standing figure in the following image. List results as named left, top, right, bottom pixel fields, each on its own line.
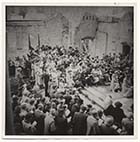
left=55, top=108, right=68, bottom=135
left=72, top=105, right=87, bottom=135
left=43, top=70, right=50, bottom=97
left=99, top=115, right=118, bottom=135
left=110, top=71, right=120, bottom=92
left=86, top=109, right=100, bottom=135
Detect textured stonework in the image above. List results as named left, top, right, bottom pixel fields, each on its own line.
left=6, top=6, right=133, bottom=59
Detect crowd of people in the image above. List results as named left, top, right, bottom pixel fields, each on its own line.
left=8, top=44, right=133, bottom=135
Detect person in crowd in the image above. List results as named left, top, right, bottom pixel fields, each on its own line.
left=104, top=96, right=115, bottom=116
left=121, top=112, right=133, bottom=135
left=110, top=71, right=120, bottom=92
left=43, top=70, right=50, bottom=97
left=70, top=97, right=81, bottom=119
left=113, top=101, right=126, bottom=128
left=28, top=98, right=36, bottom=112
left=86, top=104, right=93, bottom=115
left=19, top=103, right=28, bottom=120
left=72, top=105, right=87, bottom=135
left=97, top=110, right=104, bottom=126
left=63, top=104, right=71, bottom=120
left=55, top=108, right=68, bottom=135
left=8, top=42, right=133, bottom=135
left=86, top=108, right=100, bottom=135
left=44, top=108, right=56, bottom=135
left=22, top=112, right=37, bottom=135
left=8, top=59, right=16, bottom=77
left=99, top=115, right=118, bottom=135
left=12, top=95, right=19, bottom=111
left=34, top=104, right=45, bottom=135
left=63, top=90, right=72, bottom=107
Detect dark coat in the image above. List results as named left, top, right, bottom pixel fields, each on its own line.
left=113, top=108, right=126, bottom=127
left=44, top=73, right=50, bottom=84
left=43, top=73, right=50, bottom=96
left=72, top=112, right=87, bottom=135
left=34, top=110, right=45, bottom=135
left=55, top=115, right=68, bottom=135
left=99, top=124, right=118, bottom=135
left=104, top=105, right=115, bottom=117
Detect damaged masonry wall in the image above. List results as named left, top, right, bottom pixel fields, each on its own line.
left=74, top=11, right=133, bottom=57
left=6, top=6, right=133, bottom=59
left=6, top=13, right=70, bottom=59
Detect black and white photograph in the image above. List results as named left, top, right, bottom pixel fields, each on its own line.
left=5, top=5, right=134, bottom=136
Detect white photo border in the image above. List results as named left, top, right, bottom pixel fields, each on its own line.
left=0, top=0, right=138, bottom=141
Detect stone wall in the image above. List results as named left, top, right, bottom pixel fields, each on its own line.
left=74, top=11, right=133, bottom=58
left=6, top=6, right=133, bottom=59
left=6, top=13, right=70, bottom=59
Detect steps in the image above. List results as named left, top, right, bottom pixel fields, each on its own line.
left=81, top=86, right=133, bottom=115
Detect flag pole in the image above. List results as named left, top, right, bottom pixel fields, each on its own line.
left=38, top=34, right=40, bottom=47
left=28, top=34, right=31, bottom=50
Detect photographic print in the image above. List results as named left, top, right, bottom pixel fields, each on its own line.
left=5, top=5, right=134, bottom=136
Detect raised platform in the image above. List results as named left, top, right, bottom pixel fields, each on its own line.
left=80, top=86, right=133, bottom=115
